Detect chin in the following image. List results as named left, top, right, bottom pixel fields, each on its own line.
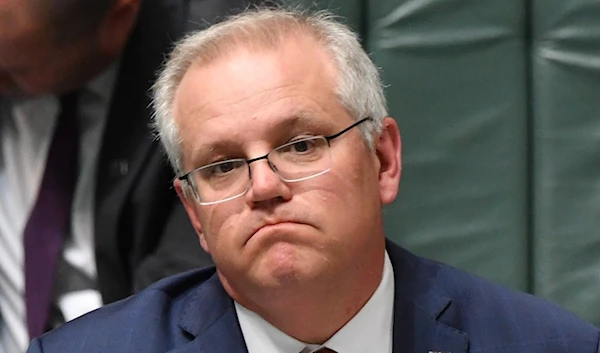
left=255, top=242, right=323, bottom=286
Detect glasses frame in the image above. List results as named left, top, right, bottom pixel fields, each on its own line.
left=178, top=117, right=373, bottom=205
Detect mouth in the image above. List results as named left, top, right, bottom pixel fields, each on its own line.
left=245, top=221, right=306, bottom=246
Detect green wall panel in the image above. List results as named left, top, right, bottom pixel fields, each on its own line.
left=532, top=0, right=600, bottom=325
left=367, top=0, right=529, bottom=291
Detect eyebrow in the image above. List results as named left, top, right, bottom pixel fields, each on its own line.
left=189, top=112, right=324, bottom=163
left=271, top=112, right=322, bottom=134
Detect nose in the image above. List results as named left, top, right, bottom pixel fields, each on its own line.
left=245, top=159, right=292, bottom=204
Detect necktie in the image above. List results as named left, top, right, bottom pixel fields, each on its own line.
left=23, top=93, right=79, bottom=339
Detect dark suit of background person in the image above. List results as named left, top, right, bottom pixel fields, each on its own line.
left=27, top=240, right=600, bottom=353
left=0, top=0, right=259, bottom=350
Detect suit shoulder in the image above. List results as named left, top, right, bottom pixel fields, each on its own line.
left=30, top=267, right=218, bottom=353
left=405, top=249, right=600, bottom=352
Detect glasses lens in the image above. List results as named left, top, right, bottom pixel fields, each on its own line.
left=186, top=136, right=334, bottom=204
left=270, top=136, right=332, bottom=181
left=191, top=159, right=248, bottom=203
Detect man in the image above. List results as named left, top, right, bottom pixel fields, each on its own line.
left=0, top=0, right=258, bottom=351
left=27, top=7, right=600, bottom=353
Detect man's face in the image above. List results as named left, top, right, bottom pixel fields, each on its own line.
left=173, top=35, right=401, bottom=298
left=0, top=1, right=102, bottom=97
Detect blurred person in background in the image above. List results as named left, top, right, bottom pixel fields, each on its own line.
left=0, top=0, right=259, bottom=351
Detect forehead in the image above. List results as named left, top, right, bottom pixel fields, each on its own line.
left=173, top=34, right=346, bottom=139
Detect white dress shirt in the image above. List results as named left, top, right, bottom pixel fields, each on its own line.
left=0, top=64, right=118, bottom=353
left=236, top=250, right=395, bottom=353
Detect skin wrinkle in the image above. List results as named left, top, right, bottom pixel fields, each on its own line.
left=179, top=83, right=324, bottom=131
left=183, top=78, right=301, bottom=119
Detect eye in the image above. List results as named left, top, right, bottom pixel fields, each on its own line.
left=281, top=137, right=321, bottom=154
left=290, top=139, right=313, bottom=153
left=214, top=161, right=235, bottom=174
left=202, top=160, right=245, bottom=178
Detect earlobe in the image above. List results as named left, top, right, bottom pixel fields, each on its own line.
left=174, top=179, right=211, bottom=254
left=375, top=117, right=402, bottom=205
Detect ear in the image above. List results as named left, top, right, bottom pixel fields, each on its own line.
left=174, top=178, right=211, bottom=254
left=97, top=0, right=142, bottom=56
left=375, top=117, right=402, bottom=205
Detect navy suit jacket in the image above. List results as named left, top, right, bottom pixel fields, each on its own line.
left=28, top=240, right=600, bottom=353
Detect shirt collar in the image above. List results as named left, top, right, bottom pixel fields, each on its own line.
left=236, top=250, right=395, bottom=353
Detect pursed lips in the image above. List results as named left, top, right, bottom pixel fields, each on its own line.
left=245, top=219, right=306, bottom=245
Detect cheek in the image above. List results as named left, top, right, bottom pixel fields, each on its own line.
left=198, top=203, right=246, bottom=251
left=331, top=150, right=379, bottom=200
left=317, top=152, right=381, bottom=232
left=306, top=167, right=378, bottom=225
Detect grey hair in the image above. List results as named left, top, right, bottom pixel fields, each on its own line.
left=151, top=6, right=388, bottom=174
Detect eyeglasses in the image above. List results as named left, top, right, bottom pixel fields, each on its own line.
left=179, top=117, right=372, bottom=205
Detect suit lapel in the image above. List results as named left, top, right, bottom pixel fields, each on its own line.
left=392, top=298, right=468, bottom=353
left=169, top=274, right=248, bottom=353
left=387, top=240, right=468, bottom=353
left=168, top=311, right=248, bottom=353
